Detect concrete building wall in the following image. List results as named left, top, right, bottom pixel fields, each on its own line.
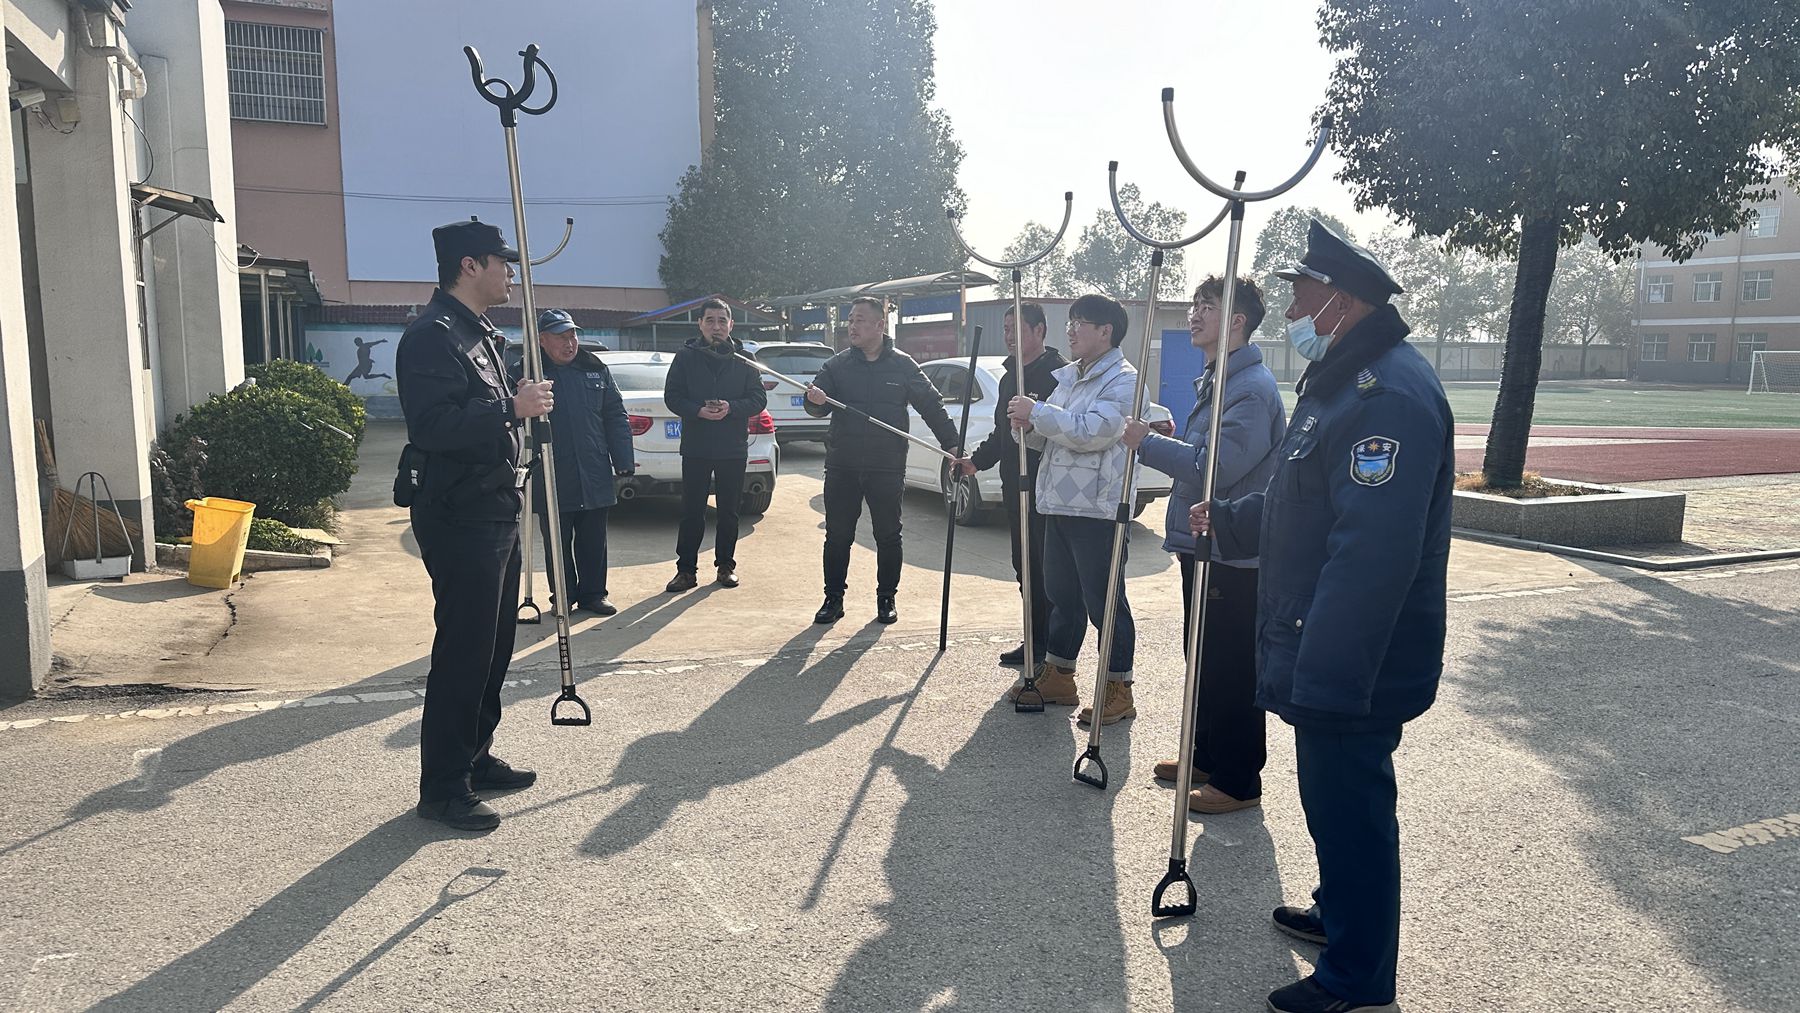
left=222, top=0, right=349, bottom=303
left=1634, top=182, right=1800, bottom=384
left=330, top=2, right=700, bottom=293
left=134, top=0, right=247, bottom=420
left=0, top=2, right=53, bottom=698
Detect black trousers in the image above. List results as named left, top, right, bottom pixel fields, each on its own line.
left=1178, top=554, right=1265, bottom=799
left=411, top=508, right=520, bottom=803
left=1296, top=724, right=1405, bottom=1006
left=1002, top=479, right=1050, bottom=661
left=676, top=455, right=747, bottom=571
left=822, top=466, right=905, bottom=597
left=537, top=506, right=608, bottom=604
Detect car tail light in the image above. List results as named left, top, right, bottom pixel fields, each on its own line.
left=628, top=414, right=653, bottom=436
left=747, top=410, right=776, bottom=434
left=1149, top=419, right=1175, bottom=437
left=762, top=379, right=778, bottom=391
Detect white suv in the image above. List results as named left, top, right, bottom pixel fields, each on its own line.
left=599, top=351, right=780, bottom=514
left=747, top=341, right=836, bottom=444
left=905, top=355, right=1176, bottom=526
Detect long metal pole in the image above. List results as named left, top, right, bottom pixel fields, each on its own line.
left=939, top=314, right=981, bottom=653
left=516, top=416, right=542, bottom=624
left=1071, top=250, right=1162, bottom=789
left=738, top=354, right=957, bottom=462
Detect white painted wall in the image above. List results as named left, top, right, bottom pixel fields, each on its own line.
left=333, top=1, right=701, bottom=290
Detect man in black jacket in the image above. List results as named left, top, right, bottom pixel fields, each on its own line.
left=955, top=302, right=1067, bottom=666
left=396, top=220, right=551, bottom=832
left=664, top=298, right=768, bottom=591
left=805, top=296, right=964, bottom=625
left=509, top=309, right=635, bottom=616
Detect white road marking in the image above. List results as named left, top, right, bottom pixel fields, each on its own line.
left=1682, top=813, right=1800, bottom=855
left=672, top=859, right=758, bottom=935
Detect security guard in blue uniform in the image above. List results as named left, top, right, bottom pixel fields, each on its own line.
left=396, top=220, right=554, bottom=832
left=1194, top=220, right=1453, bottom=1013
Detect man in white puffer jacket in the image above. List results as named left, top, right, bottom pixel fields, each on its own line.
left=1005, top=293, right=1140, bottom=725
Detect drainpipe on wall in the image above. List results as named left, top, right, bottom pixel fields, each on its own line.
left=73, top=6, right=148, bottom=101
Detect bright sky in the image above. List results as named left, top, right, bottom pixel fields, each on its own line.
left=932, top=0, right=1400, bottom=282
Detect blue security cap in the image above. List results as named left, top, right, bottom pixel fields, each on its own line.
left=1275, top=219, right=1403, bottom=305
left=537, top=308, right=577, bottom=334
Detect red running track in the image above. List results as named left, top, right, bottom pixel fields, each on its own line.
left=1453, top=426, right=1800, bottom=483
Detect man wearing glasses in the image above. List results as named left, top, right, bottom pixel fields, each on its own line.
left=512, top=308, right=635, bottom=617
left=1006, top=294, right=1140, bottom=725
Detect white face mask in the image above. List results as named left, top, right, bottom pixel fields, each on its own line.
left=1285, top=293, right=1341, bottom=361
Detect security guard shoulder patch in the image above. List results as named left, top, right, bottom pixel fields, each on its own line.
left=1351, top=436, right=1399, bottom=486
left=1356, top=368, right=1381, bottom=394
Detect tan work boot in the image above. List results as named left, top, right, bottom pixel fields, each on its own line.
left=1076, top=681, right=1136, bottom=727
left=1007, top=663, right=1080, bottom=706
left=1152, top=759, right=1210, bottom=785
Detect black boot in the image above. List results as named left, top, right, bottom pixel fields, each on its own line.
left=814, top=595, right=844, bottom=624
left=471, top=757, right=537, bottom=792
left=875, top=596, right=898, bottom=624
left=998, top=643, right=1025, bottom=666
left=416, top=793, right=500, bottom=832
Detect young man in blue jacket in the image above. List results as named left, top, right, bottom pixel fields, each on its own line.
left=512, top=309, right=635, bottom=616
left=1193, top=220, right=1452, bottom=1013
left=1124, top=275, right=1285, bottom=815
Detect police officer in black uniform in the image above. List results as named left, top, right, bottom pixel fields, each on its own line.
left=397, top=220, right=553, bottom=832
left=1195, top=220, right=1453, bottom=1013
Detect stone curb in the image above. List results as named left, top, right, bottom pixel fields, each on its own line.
left=154, top=542, right=333, bottom=572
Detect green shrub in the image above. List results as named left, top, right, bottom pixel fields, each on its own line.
left=163, top=386, right=358, bottom=527
left=246, top=516, right=315, bottom=554
left=246, top=359, right=366, bottom=445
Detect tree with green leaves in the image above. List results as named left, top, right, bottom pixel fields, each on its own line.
left=1319, top=0, right=1800, bottom=486
left=1249, top=207, right=1353, bottom=339
left=989, top=222, right=1079, bottom=299
left=1544, top=236, right=1637, bottom=378
left=1365, top=229, right=1511, bottom=364
left=659, top=1, right=966, bottom=301
left=1069, top=183, right=1188, bottom=301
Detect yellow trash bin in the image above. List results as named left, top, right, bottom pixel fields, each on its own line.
left=185, top=497, right=257, bottom=589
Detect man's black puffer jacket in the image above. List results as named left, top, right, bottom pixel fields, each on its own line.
left=804, top=338, right=962, bottom=472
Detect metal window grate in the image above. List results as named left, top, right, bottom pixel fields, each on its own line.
left=225, top=21, right=326, bottom=125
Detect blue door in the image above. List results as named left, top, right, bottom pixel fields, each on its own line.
left=1157, top=329, right=1206, bottom=429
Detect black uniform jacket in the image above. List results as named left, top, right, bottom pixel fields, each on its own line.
left=968, top=346, right=1069, bottom=491
left=804, top=338, right=962, bottom=472
left=396, top=289, right=523, bottom=521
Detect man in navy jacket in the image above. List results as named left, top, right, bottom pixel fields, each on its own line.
left=1195, top=221, right=1452, bottom=1013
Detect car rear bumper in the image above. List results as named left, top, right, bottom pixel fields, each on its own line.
left=615, top=454, right=776, bottom=502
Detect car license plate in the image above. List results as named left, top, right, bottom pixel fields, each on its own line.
left=791, top=395, right=806, bottom=407
left=664, top=420, right=681, bottom=439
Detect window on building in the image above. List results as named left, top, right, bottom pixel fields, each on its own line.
left=1645, top=274, right=1674, bottom=303
left=225, top=21, right=326, bottom=125
left=1749, top=207, right=1782, bottom=238
left=1742, top=270, right=1775, bottom=302
left=1736, top=333, right=1769, bottom=362
left=1688, top=333, right=1716, bottom=362
left=1641, top=333, right=1667, bottom=362
left=1693, top=272, right=1724, bottom=302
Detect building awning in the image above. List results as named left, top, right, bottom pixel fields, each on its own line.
left=239, top=256, right=323, bottom=308
left=767, top=269, right=997, bottom=308
left=622, top=292, right=784, bottom=328
left=133, top=183, right=224, bottom=239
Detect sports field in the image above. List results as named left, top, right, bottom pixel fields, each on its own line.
left=1280, top=381, right=1800, bottom=428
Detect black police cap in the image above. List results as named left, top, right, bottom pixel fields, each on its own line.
left=432, top=220, right=521, bottom=266
left=1275, top=219, right=1403, bottom=305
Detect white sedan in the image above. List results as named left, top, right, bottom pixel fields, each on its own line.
left=598, top=351, right=780, bottom=515
left=905, top=355, right=1176, bottom=526
left=747, top=341, right=835, bottom=444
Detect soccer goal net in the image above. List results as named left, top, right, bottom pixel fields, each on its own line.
left=1747, top=351, right=1800, bottom=394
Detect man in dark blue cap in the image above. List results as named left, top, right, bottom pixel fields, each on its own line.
left=508, top=309, right=634, bottom=616
left=1191, top=218, right=1453, bottom=1013
left=395, top=219, right=553, bottom=832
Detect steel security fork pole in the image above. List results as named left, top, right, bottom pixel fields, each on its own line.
left=735, top=354, right=960, bottom=463
left=939, top=323, right=983, bottom=653
left=948, top=193, right=1074, bottom=712
left=1150, top=89, right=1331, bottom=918
left=1072, top=163, right=1239, bottom=790
left=509, top=214, right=576, bottom=626
left=464, top=43, right=590, bottom=727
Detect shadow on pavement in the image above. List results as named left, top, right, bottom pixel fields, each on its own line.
left=1452, top=575, right=1798, bottom=1011
left=579, top=622, right=903, bottom=858
left=86, top=815, right=473, bottom=1011
left=820, top=702, right=1136, bottom=1011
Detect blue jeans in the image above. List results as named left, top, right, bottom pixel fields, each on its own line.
left=1295, top=724, right=1405, bottom=1006
left=1042, top=514, right=1134, bottom=681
